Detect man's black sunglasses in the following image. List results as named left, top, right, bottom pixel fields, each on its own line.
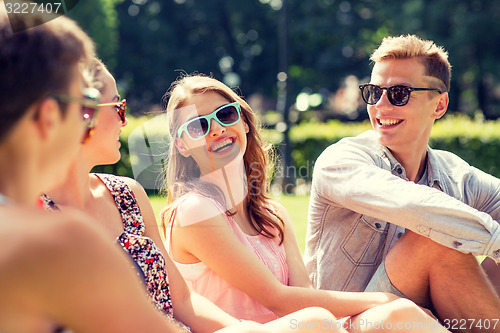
left=359, top=84, right=442, bottom=107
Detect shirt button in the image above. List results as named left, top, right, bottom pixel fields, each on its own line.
left=397, top=232, right=403, bottom=239
left=493, top=249, right=500, bottom=258
left=396, top=168, right=403, bottom=175
left=375, top=223, right=381, bottom=229
left=453, top=241, right=462, bottom=248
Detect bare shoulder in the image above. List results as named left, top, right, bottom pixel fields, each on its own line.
left=0, top=206, right=86, bottom=250
left=175, top=193, right=224, bottom=227
left=0, top=207, right=175, bottom=332
left=117, top=175, right=145, bottom=194
left=178, top=192, right=220, bottom=209
left=266, top=199, right=287, bottom=216
left=0, top=208, right=67, bottom=326
left=0, top=207, right=114, bottom=306
left=0, top=206, right=110, bottom=272
left=265, top=199, right=292, bottom=227
left=92, top=173, right=147, bottom=199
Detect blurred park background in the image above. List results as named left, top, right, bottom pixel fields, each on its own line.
left=67, top=0, right=500, bottom=249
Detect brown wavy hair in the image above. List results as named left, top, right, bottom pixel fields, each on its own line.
left=0, top=11, right=95, bottom=142
left=160, top=74, right=285, bottom=244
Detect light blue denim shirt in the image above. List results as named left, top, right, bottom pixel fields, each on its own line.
left=304, top=130, right=500, bottom=292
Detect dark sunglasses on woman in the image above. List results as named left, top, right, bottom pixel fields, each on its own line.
left=52, top=87, right=100, bottom=143
left=98, top=99, right=127, bottom=124
left=359, top=84, right=442, bottom=107
left=177, top=101, right=241, bottom=140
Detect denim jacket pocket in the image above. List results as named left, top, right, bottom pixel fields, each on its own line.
left=341, top=215, right=388, bottom=265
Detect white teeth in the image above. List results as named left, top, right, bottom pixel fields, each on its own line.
left=211, top=138, right=233, bottom=152
left=379, top=119, right=402, bottom=126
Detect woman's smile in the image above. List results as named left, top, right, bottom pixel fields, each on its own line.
left=209, top=137, right=236, bottom=153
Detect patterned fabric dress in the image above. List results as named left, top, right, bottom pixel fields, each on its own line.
left=41, top=173, right=190, bottom=332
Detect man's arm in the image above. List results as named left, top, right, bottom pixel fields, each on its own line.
left=20, top=211, right=183, bottom=333
left=314, top=141, right=500, bottom=261
left=468, top=166, right=500, bottom=221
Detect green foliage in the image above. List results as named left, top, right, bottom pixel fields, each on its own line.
left=68, top=0, right=123, bottom=69
left=430, top=114, right=500, bottom=177
left=287, top=114, right=500, bottom=180
left=284, top=120, right=371, bottom=180
left=66, top=0, right=500, bottom=123
left=111, top=114, right=500, bottom=190
left=92, top=113, right=170, bottom=192
left=113, top=0, right=279, bottom=107
left=289, top=119, right=372, bottom=141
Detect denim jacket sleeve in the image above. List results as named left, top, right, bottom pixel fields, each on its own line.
left=314, top=131, right=500, bottom=261
left=466, top=166, right=500, bottom=221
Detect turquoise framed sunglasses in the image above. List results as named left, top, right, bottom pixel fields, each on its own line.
left=177, top=102, right=241, bottom=140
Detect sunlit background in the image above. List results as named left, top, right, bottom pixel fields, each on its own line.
left=65, top=0, right=500, bottom=199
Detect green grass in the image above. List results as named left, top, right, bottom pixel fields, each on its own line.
left=149, top=195, right=168, bottom=217
left=149, top=194, right=311, bottom=254
left=272, top=194, right=310, bottom=254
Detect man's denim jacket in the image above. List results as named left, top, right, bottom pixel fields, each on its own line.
left=304, top=130, right=500, bottom=292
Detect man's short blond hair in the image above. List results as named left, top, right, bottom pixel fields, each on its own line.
left=370, top=35, right=451, bottom=92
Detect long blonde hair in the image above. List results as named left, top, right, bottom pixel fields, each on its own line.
left=160, top=74, right=285, bottom=244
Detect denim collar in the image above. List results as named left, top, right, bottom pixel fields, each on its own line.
left=378, top=143, right=443, bottom=189
left=425, top=147, right=444, bottom=190
left=378, top=145, right=408, bottom=180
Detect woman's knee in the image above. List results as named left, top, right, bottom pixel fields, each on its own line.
left=270, top=307, right=340, bottom=333
left=292, top=306, right=337, bottom=323
left=383, top=298, right=428, bottom=322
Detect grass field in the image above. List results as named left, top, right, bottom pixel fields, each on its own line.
left=149, top=194, right=311, bottom=254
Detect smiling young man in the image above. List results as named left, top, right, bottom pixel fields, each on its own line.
left=304, top=35, right=500, bottom=330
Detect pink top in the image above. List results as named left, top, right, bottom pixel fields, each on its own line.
left=165, top=194, right=289, bottom=323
